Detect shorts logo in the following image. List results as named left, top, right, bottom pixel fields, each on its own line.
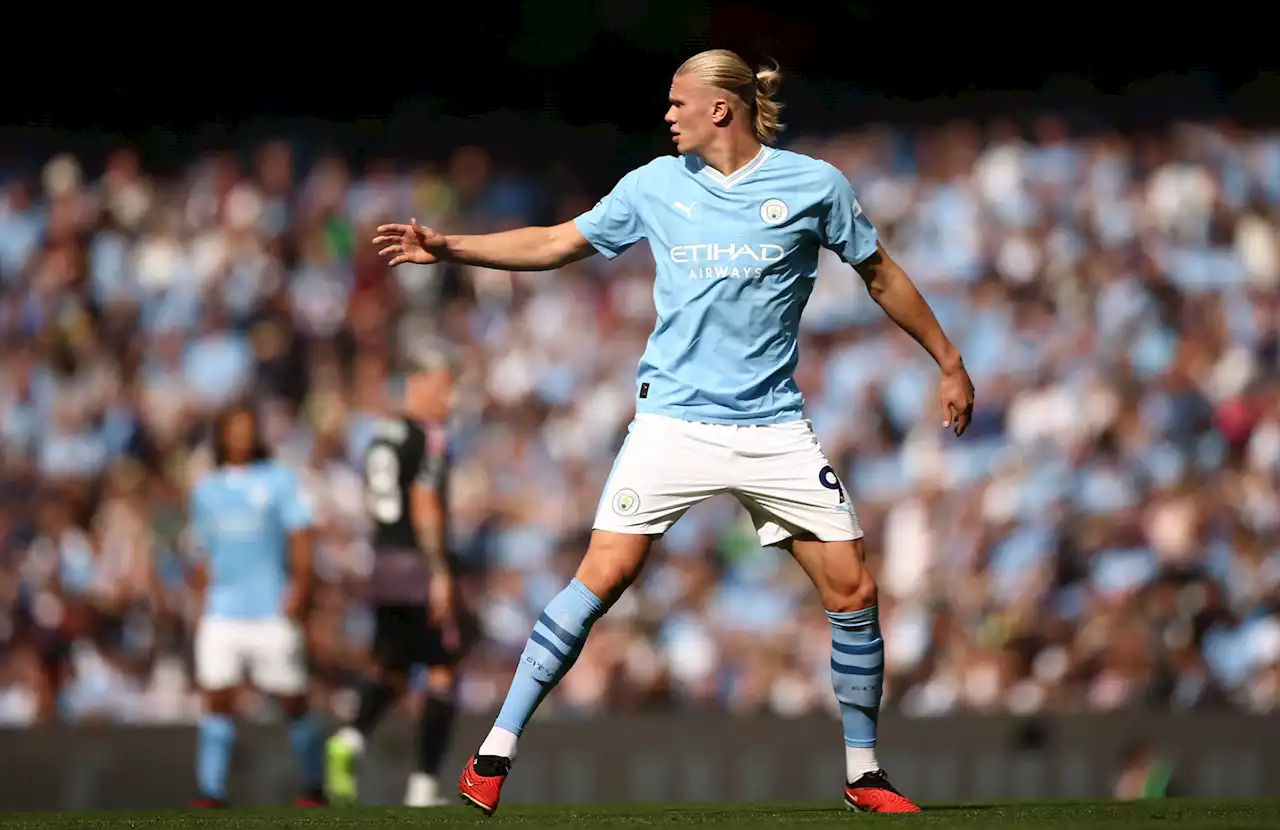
left=760, top=198, right=788, bottom=225
left=612, top=488, right=641, bottom=516
left=819, top=465, right=847, bottom=504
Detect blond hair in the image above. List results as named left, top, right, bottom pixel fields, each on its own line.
left=676, top=49, right=785, bottom=145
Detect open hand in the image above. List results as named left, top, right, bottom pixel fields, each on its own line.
left=373, top=218, right=449, bottom=266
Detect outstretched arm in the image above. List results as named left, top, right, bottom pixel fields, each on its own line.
left=375, top=219, right=597, bottom=272
left=444, top=222, right=598, bottom=270
left=378, top=167, right=647, bottom=271
left=854, top=243, right=975, bottom=434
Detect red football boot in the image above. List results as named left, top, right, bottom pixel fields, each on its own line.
left=844, top=769, right=921, bottom=813
left=295, top=789, right=329, bottom=808
left=191, top=796, right=228, bottom=809
left=458, top=754, right=512, bottom=816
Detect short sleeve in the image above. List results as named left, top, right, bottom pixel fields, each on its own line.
left=822, top=169, right=879, bottom=267
left=573, top=167, right=646, bottom=260
left=276, top=467, right=314, bottom=532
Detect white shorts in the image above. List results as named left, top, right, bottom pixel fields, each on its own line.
left=194, top=617, right=308, bottom=696
left=593, top=414, right=863, bottom=546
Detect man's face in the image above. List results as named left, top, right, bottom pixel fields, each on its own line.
left=666, top=72, right=726, bottom=156
left=409, top=370, right=452, bottom=420
left=222, top=410, right=258, bottom=462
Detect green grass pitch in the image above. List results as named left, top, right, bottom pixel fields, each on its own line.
left=4, top=800, right=1280, bottom=829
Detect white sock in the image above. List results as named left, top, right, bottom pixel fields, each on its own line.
left=336, top=726, right=366, bottom=756
left=404, top=772, right=443, bottom=807
left=846, top=745, right=880, bottom=781
left=477, top=726, right=519, bottom=760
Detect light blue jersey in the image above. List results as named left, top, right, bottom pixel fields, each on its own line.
left=189, top=461, right=313, bottom=620
left=574, top=146, right=879, bottom=424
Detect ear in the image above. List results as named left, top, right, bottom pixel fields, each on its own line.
left=711, top=96, right=732, bottom=127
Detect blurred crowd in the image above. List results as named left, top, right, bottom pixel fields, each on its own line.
left=1, top=114, right=1279, bottom=727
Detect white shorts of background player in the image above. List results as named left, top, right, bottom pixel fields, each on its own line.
left=195, top=617, right=308, bottom=696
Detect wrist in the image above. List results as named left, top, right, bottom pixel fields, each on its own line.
left=439, top=235, right=461, bottom=263
left=937, top=348, right=964, bottom=374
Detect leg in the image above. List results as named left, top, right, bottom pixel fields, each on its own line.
left=279, top=691, right=326, bottom=806
left=406, top=608, right=476, bottom=808
left=484, top=529, right=652, bottom=752
left=461, top=414, right=724, bottom=816
left=459, top=529, right=655, bottom=815
left=781, top=537, right=881, bottom=764
left=197, top=689, right=238, bottom=807
left=405, top=665, right=459, bottom=807
left=780, top=538, right=917, bottom=813
left=733, top=421, right=918, bottom=814
left=327, top=605, right=417, bottom=805
left=250, top=618, right=324, bottom=805
left=193, top=619, right=241, bottom=807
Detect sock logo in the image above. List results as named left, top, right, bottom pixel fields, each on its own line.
left=612, top=488, right=641, bottom=516
left=523, top=655, right=556, bottom=677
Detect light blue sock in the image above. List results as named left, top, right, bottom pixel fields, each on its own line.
left=827, top=606, right=884, bottom=749
left=288, top=714, right=324, bottom=792
left=197, top=714, right=236, bottom=800
left=494, top=579, right=606, bottom=736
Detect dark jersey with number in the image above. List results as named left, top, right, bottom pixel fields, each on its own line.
left=364, top=415, right=469, bottom=652
left=364, top=414, right=451, bottom=559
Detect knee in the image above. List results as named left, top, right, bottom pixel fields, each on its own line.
left=824, top=573, right=875, bottom=612
left=376, top=667, right=408, bottom=691
left=822, top=566, right=878, bottom=615
left=573, top=532, right=651, bottom=604
left=204, top=687, right=237, bottom=715
left=425, top=666, right=455, bottom=698
left=278, top=693, right=310, bottom=719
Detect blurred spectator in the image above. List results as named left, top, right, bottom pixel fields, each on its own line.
left=1114, top=738, right=1177, bottom=800
left=0, top=119, right=1279, bottom=724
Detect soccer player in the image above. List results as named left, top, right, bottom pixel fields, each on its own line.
left=326, top=345, right=473, bottom=807
left=374, top=49, right=975, bottom=814
left=187, top=403, right=325, bottom=808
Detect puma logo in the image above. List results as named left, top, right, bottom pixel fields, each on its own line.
left=672, top=201, right=695, bottom=219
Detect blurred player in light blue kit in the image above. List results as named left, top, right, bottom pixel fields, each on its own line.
left=376, top=49, right=975, bottom=815
left=186, top=403, right=325, bottom=808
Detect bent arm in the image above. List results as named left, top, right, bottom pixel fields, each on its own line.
left=854, top=242, right=963, bottom=372
left=444, top=221, right=596, bottom=271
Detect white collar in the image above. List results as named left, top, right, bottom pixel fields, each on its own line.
left=689, top=146, right=773, bottom=190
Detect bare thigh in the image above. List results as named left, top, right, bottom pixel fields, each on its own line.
left=573, top=530, right=657, bottom=606
left=780, top=535, right=878, bottom=613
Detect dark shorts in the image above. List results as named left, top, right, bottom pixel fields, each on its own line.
left=369, top=549, right=432, bottom=605
left=371, top=603, right=477, bottom=672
